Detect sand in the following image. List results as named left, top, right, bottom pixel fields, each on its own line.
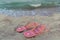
left=0, top=13, right=60, bottom=40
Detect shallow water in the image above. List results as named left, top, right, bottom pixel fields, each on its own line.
left=0, top=6, right=60, bottom=17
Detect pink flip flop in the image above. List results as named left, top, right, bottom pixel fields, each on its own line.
left=16, top=26, right=26, bottom=33
left=23, top=24, right=46, bottom=38
left=16, top=22, right=39, bottom=33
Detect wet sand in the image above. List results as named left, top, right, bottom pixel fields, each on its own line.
left=0, top=13, right=60, bottom=40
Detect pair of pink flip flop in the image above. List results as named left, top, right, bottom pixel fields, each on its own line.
left=16, top=22, right=47, bottom=38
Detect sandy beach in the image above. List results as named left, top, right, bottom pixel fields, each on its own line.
left=0, top=12, right=60, bottom=40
